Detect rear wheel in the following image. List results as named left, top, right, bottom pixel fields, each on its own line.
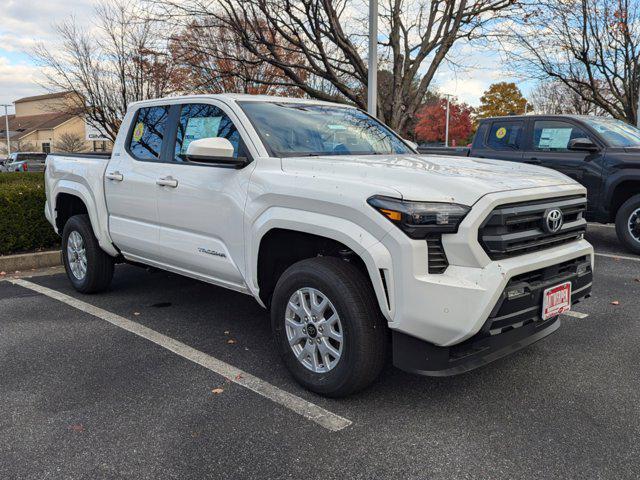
left=62, top=214, right=114, bottom=293
left=271, top=257, right=387, bottom=397
left=615, top=194, right=640, bottom=255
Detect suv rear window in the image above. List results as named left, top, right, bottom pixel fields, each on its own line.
left=128, top=106, right=170, bottom=161
left=486, top=121, right=523, bottom=151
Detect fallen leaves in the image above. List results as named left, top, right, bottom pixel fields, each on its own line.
left=133, top=312, right=140, bottom=316
left=610, top=300, right=620, bottom=305
left=226, top=339, right=237, bottom=345
left=68, top=423, right=84, bottom=432
left=0, top=271, right=5, bottom=276
left=211, top=388, right=224, bottom=395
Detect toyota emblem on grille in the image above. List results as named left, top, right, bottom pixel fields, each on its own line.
left=543, top=208, right=564, bottom=233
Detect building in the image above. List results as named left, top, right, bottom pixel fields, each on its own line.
left=1, top=92, right=111, bottom=155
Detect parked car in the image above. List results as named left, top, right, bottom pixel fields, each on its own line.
left=4, top=152, right=48, bottom=172
left=418, top=115, right=640, bottom=254
left=44, top=95, right=593, bottom=397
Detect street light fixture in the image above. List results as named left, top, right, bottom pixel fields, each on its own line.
left=443, top=94, right=453, bottom=147
left=1, top=104, right=10, bottom=157
left=368, top=0, right=378, bottom=118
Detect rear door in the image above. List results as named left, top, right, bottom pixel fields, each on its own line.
left=471, top=119, right=525, bottom=162
left=524, top=119, right=604, bottom=199
left=154, top=101, right=256, bottom=290
left=104, top=104, right=170, bottom=260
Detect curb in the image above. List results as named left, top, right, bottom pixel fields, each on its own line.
left=0, top=250, right=62, bottom=273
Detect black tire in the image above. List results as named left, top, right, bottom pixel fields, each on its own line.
left=615, top=194, right=640, bottom=255
left=271, top=257, right=388, bottom=397
left=62, top=214, right=114, bottom=293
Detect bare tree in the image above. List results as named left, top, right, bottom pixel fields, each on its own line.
left=153, top=0, right=517, bottom=132
left=506, top=0, right=640, bottom=124
left=529, top=80, right=606, bottom=115
left=170, top=19, right=308, bottom=96
left=33, top=1, right=183, bottom=141
left=54, top=133, right=86, bottom=153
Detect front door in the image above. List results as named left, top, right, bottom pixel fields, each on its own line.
left=524, top=119, right=604, bottom=206
left=155, top=102, right=256, bottom=290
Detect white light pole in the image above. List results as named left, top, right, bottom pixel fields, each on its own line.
left=2, top=104, right=10, bottom=157
left=443, top=94, right=452, bottom=147
left=368, top=0, right=378, bottom=117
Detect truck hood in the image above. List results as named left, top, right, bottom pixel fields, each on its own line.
left=281, top=154, right=578, bottom=205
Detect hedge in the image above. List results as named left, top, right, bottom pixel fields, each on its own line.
left=0, top=172, right=60, bottom=256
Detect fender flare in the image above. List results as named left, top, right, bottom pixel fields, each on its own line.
left=603, top=171, right=640, bottom=216
left=246, top=207, right=394, bottom=321
left=53, top=181, right=119, bottom=257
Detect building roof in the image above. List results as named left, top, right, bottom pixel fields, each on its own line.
left=13, top=91, right=73, bottom=104
left=0, top=112, right=76, bottom=139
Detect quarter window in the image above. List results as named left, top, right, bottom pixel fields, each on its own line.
left=129, top=106, right=170, bottom=161
left=533, top=121, right=589, bottom=151
left=486, top=122, right=523, bottom=151
left=174, top=103, right=242, bottom=162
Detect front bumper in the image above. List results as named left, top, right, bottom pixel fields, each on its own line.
left=392, top=256, right=592, bottom=376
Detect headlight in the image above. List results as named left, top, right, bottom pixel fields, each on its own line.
left=367, top=195, right=471, bottom=238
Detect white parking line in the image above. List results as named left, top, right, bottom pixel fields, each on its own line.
left=9, top=278, right=352, bottom=432
left=595, top=252, right=640, bottom=263
left=562, top=311, right=589, bottom=319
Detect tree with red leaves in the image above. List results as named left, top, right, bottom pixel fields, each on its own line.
left=414, top=99, right=473, bottom=146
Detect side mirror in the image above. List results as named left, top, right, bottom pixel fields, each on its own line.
left=185, top=137, right=248, bottom=168
left=568, top=137, right=599, bottom=152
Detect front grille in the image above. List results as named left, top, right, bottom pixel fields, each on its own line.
left=426, top=235, right=449, bottom=274
left=479, top=195, right=587, bottom=260
left=483, top=256, right=592, bottom=336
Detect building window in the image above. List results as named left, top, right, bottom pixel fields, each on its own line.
left=42, top=142, right=51, bottom=154
left=93, top=141, right=107, bottom=152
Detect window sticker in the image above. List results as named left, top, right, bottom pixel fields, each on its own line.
left=495, top=127, right=507, bottom=139
left=182, top=116, right=223, bottom=153
left=132, top=122, right=145, bottom=142
left=538, top=128, right=572, bottom=149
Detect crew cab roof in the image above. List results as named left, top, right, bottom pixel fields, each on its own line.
left=129, top=94, right=349, bottom=109
left=479, top=114, right=608, bottom=122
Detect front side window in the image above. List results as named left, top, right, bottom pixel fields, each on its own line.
left=174, top=103, right=242, bottom=162
left=486, top=122, right=523, bottom=151
left=129, top=106, right=170, bottom=161
left=533, top=121, right=589, bottom=152
left=582, top=117, right=640, bottom=147
left=239, top=102, right=413, bottom=157
left=42, top=143, right=51, bottom=154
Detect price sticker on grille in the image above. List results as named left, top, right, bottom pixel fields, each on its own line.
left=542, top=282, right=572, bottom=320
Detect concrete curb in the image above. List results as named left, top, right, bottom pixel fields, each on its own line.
left=0, top=250, right=62, bottom=273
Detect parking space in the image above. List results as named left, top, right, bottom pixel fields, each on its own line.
left=1, top=226, right=639, bottom=479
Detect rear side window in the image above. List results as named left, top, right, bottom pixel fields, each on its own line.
left=486, top=121, right=523, bottom=151
left=533, top=120, right=589, bottom=151
left=128, top=106, right=170, bottom=161
left=174, top=103, right=242, bottom=162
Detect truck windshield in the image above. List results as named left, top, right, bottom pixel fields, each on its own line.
left=239, top=102, right=413, bottom=157
left=583, top=118, right=640, bottom=147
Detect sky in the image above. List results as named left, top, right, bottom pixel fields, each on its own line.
left=0, top=0, right=533, bottom=115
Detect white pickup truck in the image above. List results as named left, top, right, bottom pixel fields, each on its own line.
left=45, top=94, right=594, bottom=397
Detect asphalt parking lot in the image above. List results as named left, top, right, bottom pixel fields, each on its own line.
left=1, top=225, right=639, bottom=480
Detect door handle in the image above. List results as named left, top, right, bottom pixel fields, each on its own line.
left=106, top=171, right=123, bottom=181
left=156, top=176, right=178, bottom=188
left=525, top=158, right=541, bottom=165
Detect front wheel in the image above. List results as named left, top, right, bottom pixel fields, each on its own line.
left=615, top=194, right=640, bottom=255
left=62, top=214, right=115, bottom=293
left=271, top=257, right=388, bottom=397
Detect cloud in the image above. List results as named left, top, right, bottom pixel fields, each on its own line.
left=0, top=0, right=100, bottom=107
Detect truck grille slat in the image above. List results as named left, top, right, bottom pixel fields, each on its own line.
left=479, top=195, right=587, bottom=260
